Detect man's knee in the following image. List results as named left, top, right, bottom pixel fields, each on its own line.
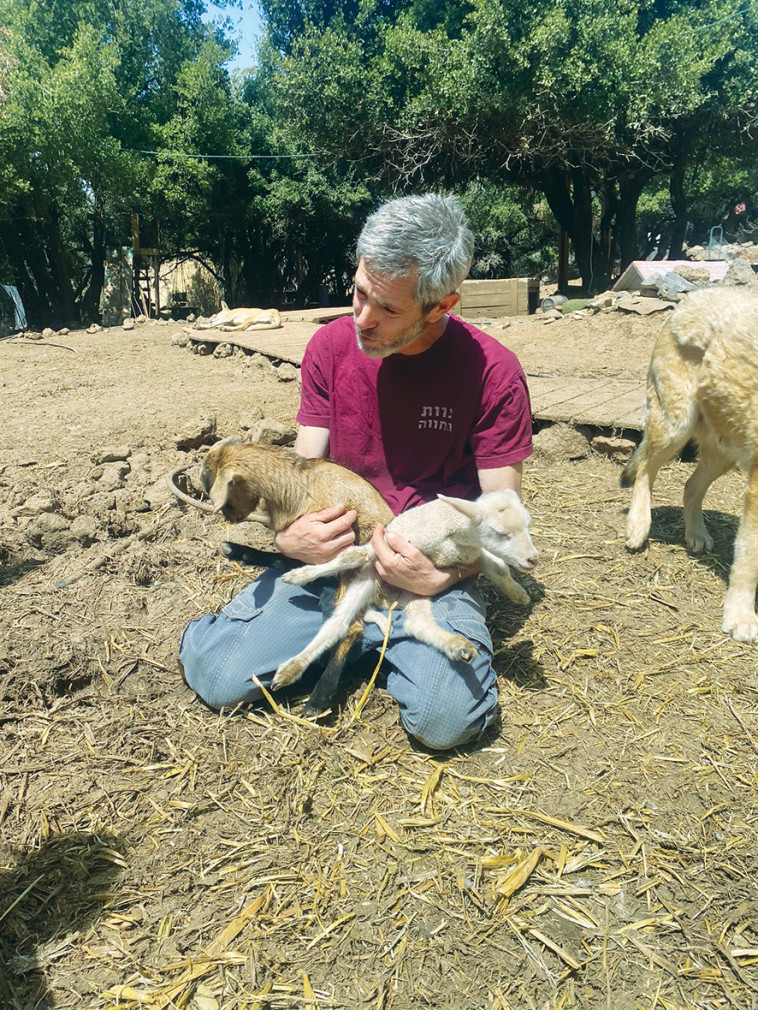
left=179, top=613, right=258, bottom=711
left=398, top=677, right=498, bottom=750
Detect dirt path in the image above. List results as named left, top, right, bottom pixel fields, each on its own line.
left=1, top=309, right=757, bottom=1010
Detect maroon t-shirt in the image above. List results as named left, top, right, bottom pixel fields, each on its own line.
left=296, top=313, right=533, bottom=515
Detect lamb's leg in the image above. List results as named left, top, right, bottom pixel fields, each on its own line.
left=480, top=551, right=530, bottom=604
left=282, top=546, right=370, bottom=586
left=722, top=466, right=758, bottom=643
left=364, top=608, right=390, bottom=634
left=272, top=575, right=376, bottom=688
left=302, top=619, right=364, bottom=715
left=623, top=392, right=692, bottom=550
left=682, top=444, right=732, bottom=553
left=403, top=598, right=478, bottom=663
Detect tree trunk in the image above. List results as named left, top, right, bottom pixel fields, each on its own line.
left=538, top=166, right=610, bottom=292
left=668, top=155, right=688, bottom=258
left=616, top=169, right=654, bottom=272
left=81, top=197, right=106, bottom=322
left=39, top=198, right=77, bottom=324
left=13, top=215, right=60, bottom=321
left=0, top=219, right=39, bottom=321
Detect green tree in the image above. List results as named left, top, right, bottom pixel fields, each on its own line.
left=0, top=0, right=219, bottom=322
left=261, top=0, right=758, bottom=289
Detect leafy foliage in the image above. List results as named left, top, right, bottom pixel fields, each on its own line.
left=0, top=0, right=756, bottom=320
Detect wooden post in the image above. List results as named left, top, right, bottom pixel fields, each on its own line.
left=152, top=255, right=161, bottom=318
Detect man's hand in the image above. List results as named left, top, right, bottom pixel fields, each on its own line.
left=275, top=504, right=357, bottom=564
left=371, top=525, right=466, bottom=596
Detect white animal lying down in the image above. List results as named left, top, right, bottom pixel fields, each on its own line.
left=195, top=302, right=282, bottom=331
left=270, top=490, right=539, bottom=692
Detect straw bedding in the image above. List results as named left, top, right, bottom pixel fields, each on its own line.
left=1, top=316, right=757, bottom=1009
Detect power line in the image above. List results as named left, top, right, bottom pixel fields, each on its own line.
left=691, top=3, right=758, bottom=31
left=133, top=148, right=322, bottom=160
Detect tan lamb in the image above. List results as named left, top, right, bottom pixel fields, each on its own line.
left=622, top=286, right=758, bottom=642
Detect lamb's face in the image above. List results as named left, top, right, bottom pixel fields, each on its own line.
left=478, top=502, right=539, bottom=572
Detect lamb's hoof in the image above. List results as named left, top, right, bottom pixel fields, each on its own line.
left=685, top=531, right=714, bottom=554
left=722, top=610, right=758, bottom=643
left=302, top=695, right=333, bottom=718
left=625, top=530, right=649, bottom=551
left=445, top=637, right=478, bottom=663
left=507, top=585, right=531, bottom=606
left=271, top=658, right=305, bottom=689
left=281, top=568, right=310, bottom=586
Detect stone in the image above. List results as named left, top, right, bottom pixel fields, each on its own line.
left=724, top=259, right=758, bottom=286
left=11, top=492, right=58, bottom=518
left=249, top=419, right=297, bottom=446
left=171, top=332, right=191, bottom=347
left=533, top=423, right=591, bottom=462
left=591, top=434, right=637, bottom=461
left=274, top=362, right=300, bottom=383
left=175, top=414, right=217, bottom=450
left=25, top=512, right=73, bottom=552
left=240, top=407, right=265, bottom=431
left=213, top=342, right=234, bottom=358
left=143, top=480, right=172, bottom=509
left=94, top=446, right=132, bottom=464
left=673, top=265, right=710, bottom=285
left=98, top=461, right=131, bottom=491
left=122, top=317, right=135, bottom=330
left=245, top=352, right=272, bottom=369
left=70, top=515, right=99, bottom=545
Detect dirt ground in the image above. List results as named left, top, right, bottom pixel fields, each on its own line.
left=1, top=304, right=757, bottom=1010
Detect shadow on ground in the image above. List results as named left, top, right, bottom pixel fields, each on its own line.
left=0, top=831, right=125, bottom=1009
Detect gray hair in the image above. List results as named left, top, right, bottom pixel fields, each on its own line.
left=356, top=194, right=474, bottom=309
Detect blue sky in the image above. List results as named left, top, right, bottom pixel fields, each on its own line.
left=203, top=2, right=264, bottom=71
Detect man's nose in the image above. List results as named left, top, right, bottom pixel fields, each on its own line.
left=354, top=300, right=377, bottom=330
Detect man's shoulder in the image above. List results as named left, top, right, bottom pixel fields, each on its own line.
left=446, top=315, right=524, bottom=370
left=312, top=312, right=355, bottom=340
left=304, top=313, right=354, bottom=359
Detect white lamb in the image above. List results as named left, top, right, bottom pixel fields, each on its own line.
left=270, top=489, right=538, bottom=694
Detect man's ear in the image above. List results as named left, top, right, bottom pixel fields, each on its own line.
left=427, top=291, right=461, bottom=322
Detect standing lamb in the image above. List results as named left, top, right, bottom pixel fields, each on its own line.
left=271, top=489, right=538, bottom=702
left=622, top=286, right=758, bottom=642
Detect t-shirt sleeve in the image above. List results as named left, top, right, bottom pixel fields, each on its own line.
left=296, top=331, right=332, bottom=428
left=470, top=366, right=533, bottom=469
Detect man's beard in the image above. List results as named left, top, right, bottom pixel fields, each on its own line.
left=354, top=315, right=428, bottom=359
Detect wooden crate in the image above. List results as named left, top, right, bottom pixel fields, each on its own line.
left=458, top=277, right=539, bottom=318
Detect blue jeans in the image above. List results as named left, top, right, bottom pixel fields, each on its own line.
left=179, top=570, right=498, bottom=750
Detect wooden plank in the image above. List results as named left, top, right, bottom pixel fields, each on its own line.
left=461, top=279, right=524, bottom=296
left=531, top=379, right=600, bottom=412
left=528, top=375, right=646, bottom=429
left=191, top=320, right=320, bottom=365
left=279, top=307, right=353, bottom=324
left=459, top=277, right=538, bottom=318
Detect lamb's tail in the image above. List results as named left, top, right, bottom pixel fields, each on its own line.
left=620, top=447, right=642, bottom=488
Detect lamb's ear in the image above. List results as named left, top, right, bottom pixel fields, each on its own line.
left=437, top=493, right=481, bottom=523
left=209, top=435, right=242, bottom=453
left=209, top=472, right=235, bottom=513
